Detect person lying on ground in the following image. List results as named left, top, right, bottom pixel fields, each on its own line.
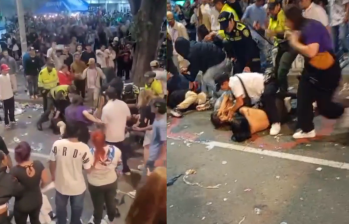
left=214, top=72, right=283, bottom=135
left=169, top=81, right=209, bottom=118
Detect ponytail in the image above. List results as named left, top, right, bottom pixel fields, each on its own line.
left=91, top=130, right=106, bottom=167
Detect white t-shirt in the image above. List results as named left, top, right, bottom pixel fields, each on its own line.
left=87, top=145, right=121, bottom=186
left=229, top=73, right=265, bottom=104
left=303, top=3, right=329, bottom=26
left=49, top=139, right=93, bottom=196
left=329, top=0, right=349, bottom=26
left=102, top=99, right=131, bottom=143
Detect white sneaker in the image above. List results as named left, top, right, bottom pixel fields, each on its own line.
left=127, top=190, right=136, bottom=198
left=284, top=97, right=291, bottom=113
left=337, top=108, right=349, bottom=128
left=292, top=130, right=316, bottom=139
left=270, top=123, right=281, bottom=136
left=103, top=215, right=114, bottom=224
left=87, top=216, right=95, bottom=224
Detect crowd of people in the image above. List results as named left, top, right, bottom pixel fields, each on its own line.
left=167, top=0, right=349, bottom=142
left=0, top=7, right=167, bottom=224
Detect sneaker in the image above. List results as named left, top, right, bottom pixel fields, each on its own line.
left=137, top=164, right=144, bottom=170
left=292, top=130, right=316, bottom=139
left=127, top=190, right=136, bottom=198
left=87, top=216, right=94, bottom=224
left=270, top=123, right=281, bottom=136
left=337, top=108, right=349, bottom=128
left=170, top=108, right=183, bottom=118
left=5, top=124, right=10, bottom=129
left=11, top=121, right=17, bottom=125
left=284, top=97, right=292, bottom=113
left=103, top=215, right=115, bottom=224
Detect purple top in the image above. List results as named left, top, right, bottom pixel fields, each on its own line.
left=65, top=105, right=92, bottom=125
left=301, top=19, right=333, bottom=53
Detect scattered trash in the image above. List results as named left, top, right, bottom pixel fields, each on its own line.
left=28, top=115, right=32, bottom=118
left=300, top=197, right=304, bottom=201
left=334, top=144, right=339, bottom=146
left=316, top=167, right=322, bottom=171
left=206, top=202, right=212, bottom=205
left=201, top=217, right=205, bottom=220
left=336, top=177, right=341, bottom=180
left=222, top=161, right=227, bottom=165
left=169, top=205, right=174, bottom=208
left=280, top=222, right=287, bottom=224
left=228, top=191, right=231, bottom=194
left=195, top=131, right=204, bottom=135
left=276, top=176, right=280, bottom=179
left=13, top=137, right=20, bottom=143
left=223, top=198, right=228, bottom=201
left=21, top=133, right=28, bottom=137
left=170, top=142, right=175, bottom=145
left=254, top=208, right=261, bottom=215
left=238, top=217, right=246, bottom=224
left=167, top=174, right=183, bottom=186
left=25, top=122, right=32, bottom=124
left=186, top=143, right=191, bottom=147
left=183, top=169, right=221, bottom=189
left=306, top=144, right=311, bottom=146
left=244, top=188, right=252, bottom=192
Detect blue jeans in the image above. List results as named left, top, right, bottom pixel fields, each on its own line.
left=55, top=190, right=85, bottom=224
left=332, top=24, right=349, bottom=56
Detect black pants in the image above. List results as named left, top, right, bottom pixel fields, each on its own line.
left=297, top=62, right=344, bottom=132
left=3, top=97, right=15, bottom=125
left=13, top=207, right=41, bottom=224
left=106, top=141, right=131, bottom=173
left=0, top=212, right=10, bottom=224
left=42, top=89, right=50, bottom=112
left=38, top=96, right=54, bottom=125
left=261, top=81, right=281, bottom=124
left=88, top=181, right=117, bottom=224
left=75, top=79, right=86, bottom=99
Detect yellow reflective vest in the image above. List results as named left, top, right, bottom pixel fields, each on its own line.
left=268, top=9, right=286, bottom=46
left=38, top=67, right=59, bottom=90
left=50, top=85, right=69, bottom=99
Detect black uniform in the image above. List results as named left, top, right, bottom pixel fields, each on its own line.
left=222, top=22, right=261, bottom=74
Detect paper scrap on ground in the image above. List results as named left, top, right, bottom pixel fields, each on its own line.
left=183, top=169, right=221, bottom=189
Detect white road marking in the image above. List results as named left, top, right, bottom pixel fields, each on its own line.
left=168, top=138, right=349, bottom=170
left=8, top=148, right=49, bottom=159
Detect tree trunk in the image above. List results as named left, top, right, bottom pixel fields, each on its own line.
left=128, top=0, right=166, bottom=86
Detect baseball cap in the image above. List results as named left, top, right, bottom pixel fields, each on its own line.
left=268, top=0, right=281, bottom=10
left=144, top=71, right=156, bottom=78
left=1, top=64, right=10, bottom=71
left=214, top=72, right=230, bottom=92
left=152, top=98, right=167, bottom=114
left=150, top=60, right=159, bottom=67
left=218, top=11, right=233, bottom=31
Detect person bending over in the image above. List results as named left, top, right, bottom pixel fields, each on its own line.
left=214, top=72, right=282, bottom=135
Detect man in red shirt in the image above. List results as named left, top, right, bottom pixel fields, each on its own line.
left=58, top=65, right=74, bottom=85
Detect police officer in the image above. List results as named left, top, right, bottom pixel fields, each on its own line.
left=218, top=11, right=261, bottom=74
left=37, top=85, right=75, bottom=131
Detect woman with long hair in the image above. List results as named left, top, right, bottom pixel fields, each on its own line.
left=125, top=167, right=167, bottom=224
left=10, top=142, right=50, bottom=224
left=132, top=90, right=155, bottom=170
left=87, top=130, right=121, bottom=224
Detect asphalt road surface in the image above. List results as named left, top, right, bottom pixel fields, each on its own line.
left=167, top=112, right=349, bottom=224
left=3, top=108, right=143, bottom=224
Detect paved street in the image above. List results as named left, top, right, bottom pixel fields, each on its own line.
left=3, top=108, right=142, bottom=224
left=167, top=110, right=349, bottom=224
